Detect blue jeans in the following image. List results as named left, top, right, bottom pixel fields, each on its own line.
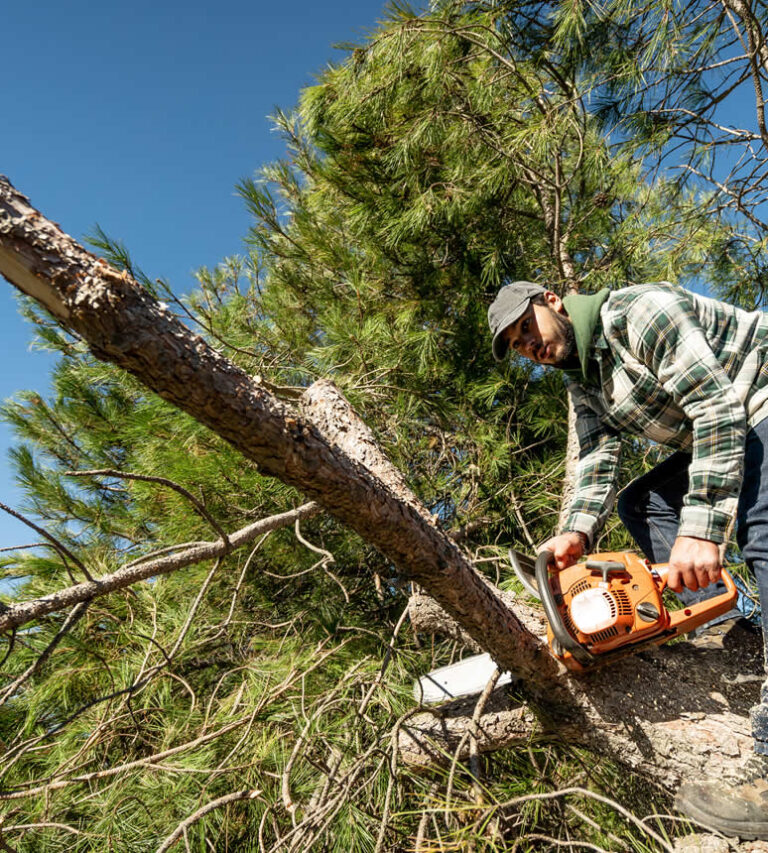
left=616, top=419, right=768, bottom=756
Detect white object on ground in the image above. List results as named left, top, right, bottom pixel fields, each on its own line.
left=413, top=652, right=514, bottom=704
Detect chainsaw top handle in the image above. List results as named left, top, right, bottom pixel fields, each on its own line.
left=535, top=550, right=596, bottom=667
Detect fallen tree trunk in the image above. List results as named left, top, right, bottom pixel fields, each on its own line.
left=409, top=588, right=548, bottom=649
left=408, top=589, right=763, bottom=788
left=0, top=175, right=764, bottom=803
left=0, top=175, right=555, bottom=690
left=298, top=374, right=766, bottom=790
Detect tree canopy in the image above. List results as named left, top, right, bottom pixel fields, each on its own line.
left=1, top=1, right=767, bottom=850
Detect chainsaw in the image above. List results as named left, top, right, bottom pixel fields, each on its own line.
left=509, top=548, right=738, bottom=671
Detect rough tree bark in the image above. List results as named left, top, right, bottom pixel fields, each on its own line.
left=0, top=176, right=764, bottom=813
left=0, top=175, right=554, bottom=690
left=303, top=383, right=765, bottom=792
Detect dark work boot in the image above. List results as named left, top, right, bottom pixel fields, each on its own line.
left=675, top=755, right=768, bottom=840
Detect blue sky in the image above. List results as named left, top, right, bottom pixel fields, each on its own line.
left=1, top=0, right=397, bottom=548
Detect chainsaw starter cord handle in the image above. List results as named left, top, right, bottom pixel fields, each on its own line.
left=535, top=550, right=596, bottom=667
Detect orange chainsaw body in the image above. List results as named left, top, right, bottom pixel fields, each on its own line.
left=544, top=551, right=738, bottom=671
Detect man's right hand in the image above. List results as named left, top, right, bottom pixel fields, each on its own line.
left=538, top=531, right=587, bottom=570
left=667, top=535, right=721, bottom=593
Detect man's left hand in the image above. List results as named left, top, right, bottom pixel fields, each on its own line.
left=667, top=536, right=722, bottom=593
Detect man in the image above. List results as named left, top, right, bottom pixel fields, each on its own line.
left=488, top=280, right=768, bottom=840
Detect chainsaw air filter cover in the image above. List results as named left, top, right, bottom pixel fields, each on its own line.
left=569, top=587, right=627, bottom=635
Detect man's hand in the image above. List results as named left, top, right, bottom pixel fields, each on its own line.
left=538, top=531, right=587, bottom=570
left=667, top=536, right=721, bottom=592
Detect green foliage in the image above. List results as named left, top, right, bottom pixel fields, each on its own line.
left=0, top=0, right=762, bottom=849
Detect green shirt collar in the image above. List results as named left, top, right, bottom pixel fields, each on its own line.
left=561, top=289, right=610, bottom=386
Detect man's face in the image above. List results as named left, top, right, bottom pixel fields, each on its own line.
left=502, top=292, right=576, bottom=367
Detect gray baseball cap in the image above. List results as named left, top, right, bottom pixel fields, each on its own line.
left=488, top=281, right=546, bottom=361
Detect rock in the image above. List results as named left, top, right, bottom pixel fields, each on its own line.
left=673, top=836, right=768, bottom=853
left=672, top=835, right=729, bottom=853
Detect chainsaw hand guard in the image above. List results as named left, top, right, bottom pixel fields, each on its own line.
left=536, top=550, right=596, bottom=667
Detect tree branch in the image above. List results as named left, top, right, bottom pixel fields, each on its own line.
left=0, top=175, right=556, bottom=690
left=64, top=469, right=230, bottom=544
left=0, top=503, right=320, bottom=635
left=155, top=789, right=262, bottom=853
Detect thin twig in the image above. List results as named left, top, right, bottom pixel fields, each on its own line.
left=0, top=502, right=93, bottom=582
left=293, top=518, right=334, bottom=563
left=468, top=667, right=501, bottom=803
left=0, top=544, right=45, bottom=554
left=566, top=803, right=629, bottom=851
left=415, top=783, right=439, bottom=852
left=167, top=558, right=222, bottom=660
left=0, top=601, right=89, bottom=707
left=65, top=469, right=230, bottom=545
left=155, top=789, right=262, bottom=853
left=517, top=834, right=611, bottom=853
left=219, top=534, right=270, bottom=631
left=498, top=788, right=673, bottom=852
left=3, top=822, right=91, bottom=837
left=358, top=604, right=410, bottom=716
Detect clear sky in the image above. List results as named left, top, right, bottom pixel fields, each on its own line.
left=1, top=0, right=397, bottom=548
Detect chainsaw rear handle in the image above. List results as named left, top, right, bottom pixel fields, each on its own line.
left=650, top=560, right=737, bottom=592
left=535, top=550, right=596, bottom=667
left=650, top=561, right=739, bottom=633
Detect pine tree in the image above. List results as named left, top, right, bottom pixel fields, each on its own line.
left=0, top=3, right=761, bottom=851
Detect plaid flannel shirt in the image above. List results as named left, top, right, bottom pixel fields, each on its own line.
left=562, top=283, right=768, bottom=546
